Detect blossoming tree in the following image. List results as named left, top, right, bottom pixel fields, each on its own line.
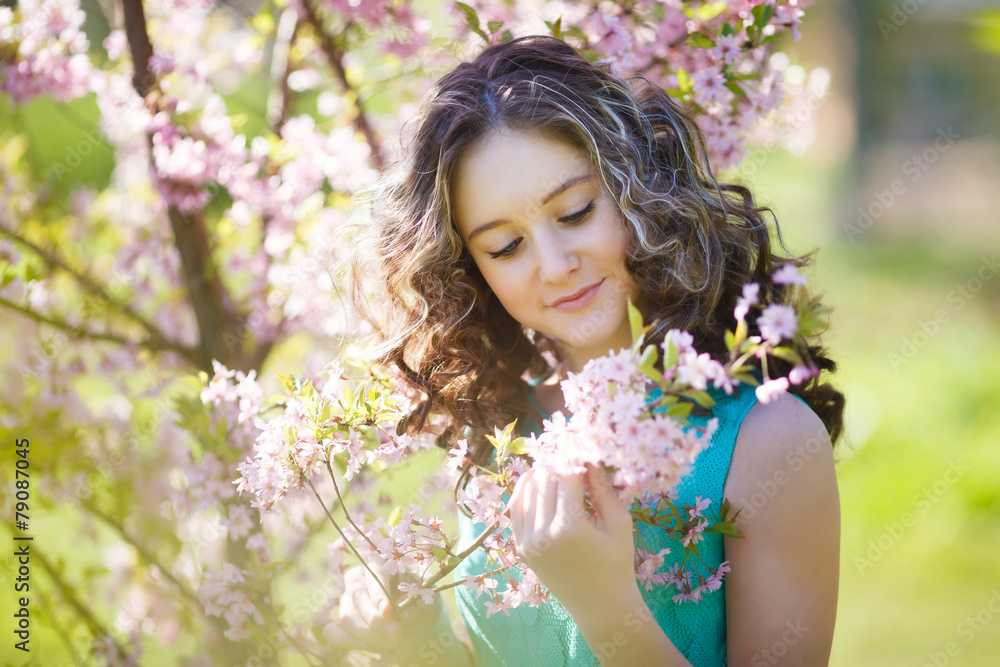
left=0, top=0, right=826, bottom=663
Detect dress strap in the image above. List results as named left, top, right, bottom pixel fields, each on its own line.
left=527, top=383, right=549, bottom=421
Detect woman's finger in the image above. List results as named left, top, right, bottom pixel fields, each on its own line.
left=584, top=464, right=630, bottom=525
left=553, top=471, right=584, bottom=532
left=323, top=618, right=370, bottom=651
left=362, top=563, right=393, bottom=619
left=520, top=468, right=537, bottom=542
left=536, top=468, right=559, bottom=532
left=508, top=471, right=525, bottom=553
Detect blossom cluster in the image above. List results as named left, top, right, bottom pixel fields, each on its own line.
left=449, top=0, right=819, bottom=169
left=197, top=563, right=264, bottom=642
left=0, top=0, right=94, bottom=105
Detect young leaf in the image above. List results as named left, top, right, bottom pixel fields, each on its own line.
left=667, top=402, right=693, bottom=420
left=387, top=505, right=402, bottom=527
left=628, top=299, right=646, bottom=345
left=508, top=436, right=528, bottom=456
left=705, top=521, right=744, bottom=538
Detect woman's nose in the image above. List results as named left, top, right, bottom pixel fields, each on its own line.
left=536, top=233, right=580, bottom=284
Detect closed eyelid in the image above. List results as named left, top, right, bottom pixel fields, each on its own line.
left=485, top=201, right=594, bottom=260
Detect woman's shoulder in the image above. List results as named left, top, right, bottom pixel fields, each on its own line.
left=724, top=391, right=836, bottom=512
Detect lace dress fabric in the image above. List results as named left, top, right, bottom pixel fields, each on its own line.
left=454, top=381, right=761, bottom=667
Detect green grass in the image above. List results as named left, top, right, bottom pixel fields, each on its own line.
left=743, top=149, right=1000, bottom=666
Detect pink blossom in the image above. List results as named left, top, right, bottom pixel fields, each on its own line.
left=713, top=33, right=743, bottom=66
left=789, top=364, right=817, bottom=385
left=734, top=282, right=760, bottom=321
left=757, top=304, right=798, bottom=344
left=397, top=580, right=436, bottom=606
left=755, top=377, right=789, bottom=404
left=772, top=264, right=808, bottom=286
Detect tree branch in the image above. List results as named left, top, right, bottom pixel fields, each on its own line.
left=299, top=0, right=385, bottom=171
left=121, top=0, right=244, bottom=373
left=0, top=225, right=188, bottom=358
left=1, top=522, right=131, bottom=659
left=80, top=500, right=204, bottom=612
left=0, top=294, right=200, bottom=366
left=267, top=6, right=299, bottom=133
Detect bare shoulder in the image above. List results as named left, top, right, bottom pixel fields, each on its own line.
left=722, top=391, right=840, bottom=665
left=724, top=391, right=835, bottom=504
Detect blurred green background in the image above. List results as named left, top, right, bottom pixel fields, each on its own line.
left=728, top=1, right=1000, bottom=664
left=4, top=0, right=1000, bottom=664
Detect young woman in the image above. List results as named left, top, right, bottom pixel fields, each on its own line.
left=333, top=35, right=843, bottom=666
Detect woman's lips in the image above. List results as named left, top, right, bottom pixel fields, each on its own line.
left=551, top=280, right=603, bottom=312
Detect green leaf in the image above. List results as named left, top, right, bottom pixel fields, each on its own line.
left=455, top=1, right=479, bottom=25
left=486, top=20, right=503, bottom=34
left=769, top=346, right=803, bottom=365
left=662, top=339, right=679, bottom=371
left=686, top=32, right=715, bottom=48
left=639, top=363, right=664, bottom=385
left=507, top=436, right=528, bottom=456
left=725, top=79, right=748, bottom=99
left=628, top=299, right=645, bottom=345
left=722, top=23, right=735, bottom=37
left=639, top=344, right=659, bottom=371
left=733, top=372, right=760, bottom=386
left=753, top=2, right=775, bottom=30
left=387, top=505, right=402, bottom=527
left=667, top=402, right=693, bottom=420
left=547, top=16, right=563, bottom=39
left=681, top=389, right=715, bottom=409
left=343, top=384, right=355, bottom=409
left=455, top=1, right=488, bottom=43
left=502, top=419, right=517, bottom=441
left=705, top=521, right=744, bottom=538
left=724, top=329, right=736, bottom=350
left=676, top=68, right=693, bottom=94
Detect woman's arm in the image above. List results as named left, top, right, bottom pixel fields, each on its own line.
left=723, top=393, right=841, bottom=666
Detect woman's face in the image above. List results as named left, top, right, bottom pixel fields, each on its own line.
left=452, top=128, right=643, bottom=370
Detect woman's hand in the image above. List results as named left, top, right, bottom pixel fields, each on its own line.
left=323, top=563, right=455, bottom=663
left=507, top=464, right=639, bottom=611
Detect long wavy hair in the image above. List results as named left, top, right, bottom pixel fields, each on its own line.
left=349, top=35, right=845, bottom=498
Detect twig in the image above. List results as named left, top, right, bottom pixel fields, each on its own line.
left=121, top=0, right=243, bottom=373
left=325, top=458, right=380, bottom=553
left=35, top=585, right=88, bottom=667
left=267, top=6, right=299, bottom=132
left=298, top=0, right=385, bottom=170
left=0, top=225, right=195, bottom=363
left=0, top=293, right=179, bottom=352
left=302, top=475, right=393, bottom=606
left=80, top=500, right=204, bottom=611
left=1, top=521, right=131, bottom=658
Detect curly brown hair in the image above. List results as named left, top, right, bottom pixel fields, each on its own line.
left=348, top=35, right=845, bottom=497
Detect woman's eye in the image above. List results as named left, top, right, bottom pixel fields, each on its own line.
left=488, top=238, right=522, bottom=260
left=560, top=201, right=595, bottom=224
left=485, top=202, right=593, bottom=260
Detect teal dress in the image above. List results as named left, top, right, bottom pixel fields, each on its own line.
left=454, top=378, right=761, bottom=667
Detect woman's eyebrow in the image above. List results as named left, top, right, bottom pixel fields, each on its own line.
left=466, top=173, right=590, bottom=243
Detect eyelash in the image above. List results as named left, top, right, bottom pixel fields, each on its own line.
left=487, top=202, right=595, bottom=260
